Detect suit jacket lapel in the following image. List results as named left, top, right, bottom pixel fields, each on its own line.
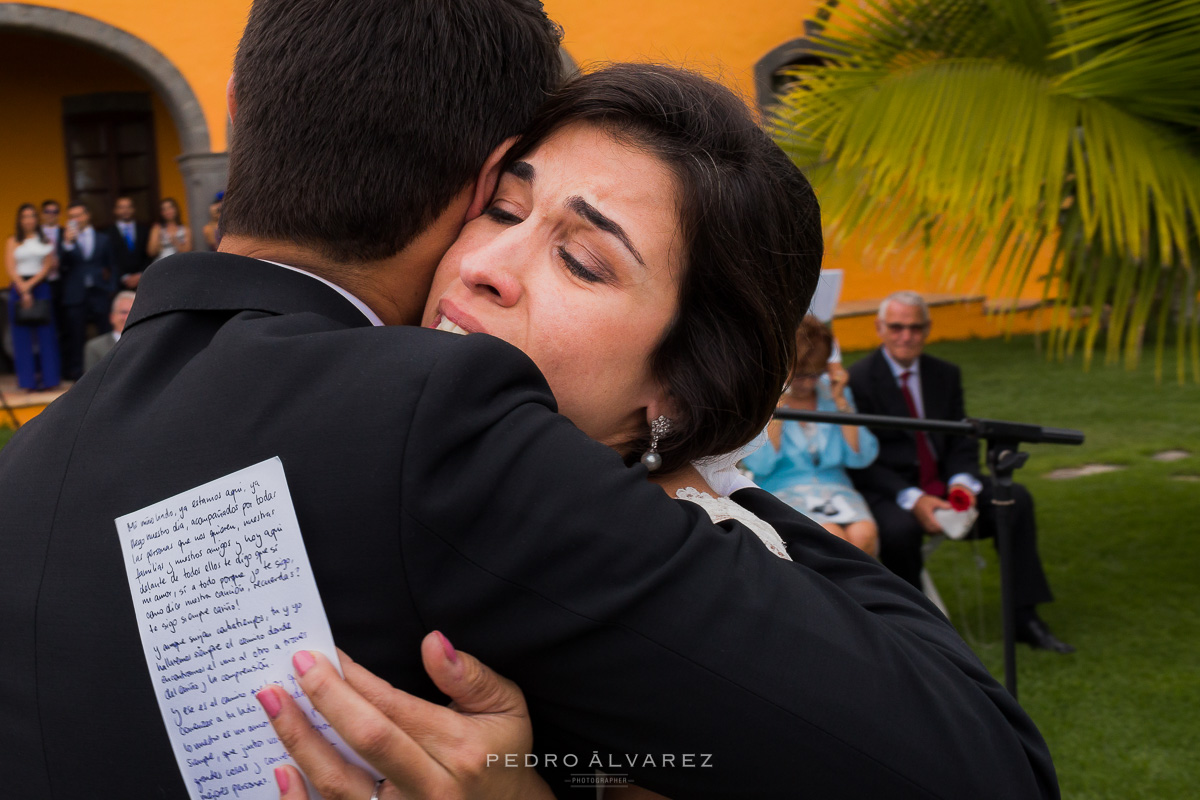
left=126, top=251, right=373, bottom=331
left=918, top=355, right=945, bottom=421
left=918, top=355, right=951, bottom=460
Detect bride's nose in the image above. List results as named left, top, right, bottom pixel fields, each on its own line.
left=457, top=233, right=524, bottom=308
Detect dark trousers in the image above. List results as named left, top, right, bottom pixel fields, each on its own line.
left=871, top=478, right=1054, bottom=609
left=48, top=278, right=67, bottom=348
left=62, top=287, right=112, bottom=380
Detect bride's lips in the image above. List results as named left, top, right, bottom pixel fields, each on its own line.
left=428, top=300, right=483, bottom=336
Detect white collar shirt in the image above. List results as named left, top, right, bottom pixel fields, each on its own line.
left=879, top=347, right=981, bottom=505
left=259, top=259, right=384, bottom=327
left=881, top=347, right=925, bottom=418
left=80, top=226, right=94, bottom=260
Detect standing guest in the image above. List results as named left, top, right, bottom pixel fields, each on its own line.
left=107, top=196, right=151, bottom=290
left=146, top=197, right=191, bottom=262
left=4, top=204, right=61, bottom=391
left=39, top=200, right=62, bottom=247
left=848, top=290, right=1073, bottom=653
left=202, top=191, right=223, bottom=251
left=83, top=290, right=134, bottom=373
left=58, top=201, right=116, bottom=380
left=39, top=200, right=65, bottom=336
left=743, top=315, right=880, bottom=554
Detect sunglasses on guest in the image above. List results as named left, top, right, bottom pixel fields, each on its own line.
left=884, top=322, right=929, bottom=334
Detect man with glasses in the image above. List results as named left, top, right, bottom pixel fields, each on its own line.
left=40, top=201, right=62, bottom=246
left=40, top=201, right=65, bottom=340
left=848, top=291, right=1073, bottom=653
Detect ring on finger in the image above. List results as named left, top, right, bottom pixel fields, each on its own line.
left=369, top=778, right=386, bottom=800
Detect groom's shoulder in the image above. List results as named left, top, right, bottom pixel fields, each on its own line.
left=262, top=324, right=557, bottom=430
left=322, top=325, right=547, bottom=390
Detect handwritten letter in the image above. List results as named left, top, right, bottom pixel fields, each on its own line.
left=116, top=457, right=377, bottom=799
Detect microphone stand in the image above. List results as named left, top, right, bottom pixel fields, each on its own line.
left=772, top=408, right=1084, bottom=698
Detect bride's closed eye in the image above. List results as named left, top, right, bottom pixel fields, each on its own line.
left=484, top=205, right=523, bottom=225
left=483, top=203, right=606, bottom=285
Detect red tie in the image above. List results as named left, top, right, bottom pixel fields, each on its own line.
left=899, top=371, right=945, bottom=497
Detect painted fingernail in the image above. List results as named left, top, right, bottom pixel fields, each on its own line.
left=434, top=630, right=459, bottom=665
left=274, top=766, right=290, bottom=793
left=293, top=650, right=316, bottom=676
left=257, top=687, right=282, bottom=719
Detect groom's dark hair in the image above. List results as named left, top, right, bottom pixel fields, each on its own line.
left=220, top=0, right=563, bottom=264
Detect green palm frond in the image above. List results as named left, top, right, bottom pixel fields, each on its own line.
left=1053, top=0, right=1200, bottom=126
left=773, top=0, right=1200, bottom=379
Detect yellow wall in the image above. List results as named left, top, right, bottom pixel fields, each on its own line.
left=546, top=0, right=816, bottom=104
left=833, top=299, right=1053, bottom=353
left=20, top=0, right=247, bottom=151
left=0, top=32, right=187, bottom=228
left=15, top=0, right=818, bottom=152
left=8, top=0, right=1039, bottom=320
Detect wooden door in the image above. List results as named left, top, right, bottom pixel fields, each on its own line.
left=62, top=104, right=159, bottom=227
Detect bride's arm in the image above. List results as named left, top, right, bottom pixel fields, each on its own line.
left=393, top=333, right=1057, bottom=799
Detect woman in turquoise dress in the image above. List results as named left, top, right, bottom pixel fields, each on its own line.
left=743, top=316, right=880, bottom=555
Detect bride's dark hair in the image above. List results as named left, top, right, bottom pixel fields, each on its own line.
left=503, top=64, right=822, bottom=474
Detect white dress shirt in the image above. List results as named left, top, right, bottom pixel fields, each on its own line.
left=117, top=221, right=137, bottom=249
left=259, top=260, right=384, bottom=327
left=880, top=348, right=981, bottom=510
left=62, top=226, right=94, bottom=258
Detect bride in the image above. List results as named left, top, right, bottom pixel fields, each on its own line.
left=254, top=64, right=1050, bottom=800
left=256, top=62, right=819, bottom=799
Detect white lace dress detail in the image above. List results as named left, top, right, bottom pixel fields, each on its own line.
left=675, top=487, right=792, bottom=561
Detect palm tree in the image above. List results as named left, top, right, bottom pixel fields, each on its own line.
left=772, top=0, right=1200, bottom=380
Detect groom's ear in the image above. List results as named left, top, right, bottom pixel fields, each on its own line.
left=465, top=137, right=519, bottom=222
left=226, top=74, right=239, bottom=124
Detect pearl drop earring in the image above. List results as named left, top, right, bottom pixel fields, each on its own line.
left=640, top=415, right=672, bottom=472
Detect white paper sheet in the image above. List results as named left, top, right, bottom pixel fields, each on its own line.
left=809, top=269, right=844, bottom=323
left=115, top=457, right=378, bottom=800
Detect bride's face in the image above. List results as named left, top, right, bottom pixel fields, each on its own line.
left=422, top=122, right=683, bottom=451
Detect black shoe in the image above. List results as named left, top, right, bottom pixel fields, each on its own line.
left=1016, top=619, right=1075, bottom=654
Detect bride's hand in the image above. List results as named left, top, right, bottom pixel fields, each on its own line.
left=258, top=633, right=553, bottom=800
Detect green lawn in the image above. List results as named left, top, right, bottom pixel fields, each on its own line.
left=3, top=336, right=1198, bottom=796
left=845, top=336, right=1200, bottom=800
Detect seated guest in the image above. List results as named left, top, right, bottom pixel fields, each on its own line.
left=83, top=290, right=134, bottom=373
left=743, top=315, right=880, bottom=554
left=848, top=291, right=1073, bottom=653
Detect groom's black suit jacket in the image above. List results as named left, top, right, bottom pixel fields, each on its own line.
left=0, top=253, right=1057, bottom=799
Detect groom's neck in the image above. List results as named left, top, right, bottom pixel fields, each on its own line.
left=219, top=185, right=473, bottom=326
left=219, top=235, right=427, bottom=326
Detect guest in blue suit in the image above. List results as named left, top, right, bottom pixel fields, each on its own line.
left=58, top=201, right=116, bottom=379
left=744, top=316, right=880, bottom=554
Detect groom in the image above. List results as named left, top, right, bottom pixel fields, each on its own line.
left=0, top=1, right=1057, bottom=798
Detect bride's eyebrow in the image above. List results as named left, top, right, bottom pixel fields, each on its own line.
left=565, top=195, right=645, bottom=267
left=506, top=161, right=535, bottom=182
